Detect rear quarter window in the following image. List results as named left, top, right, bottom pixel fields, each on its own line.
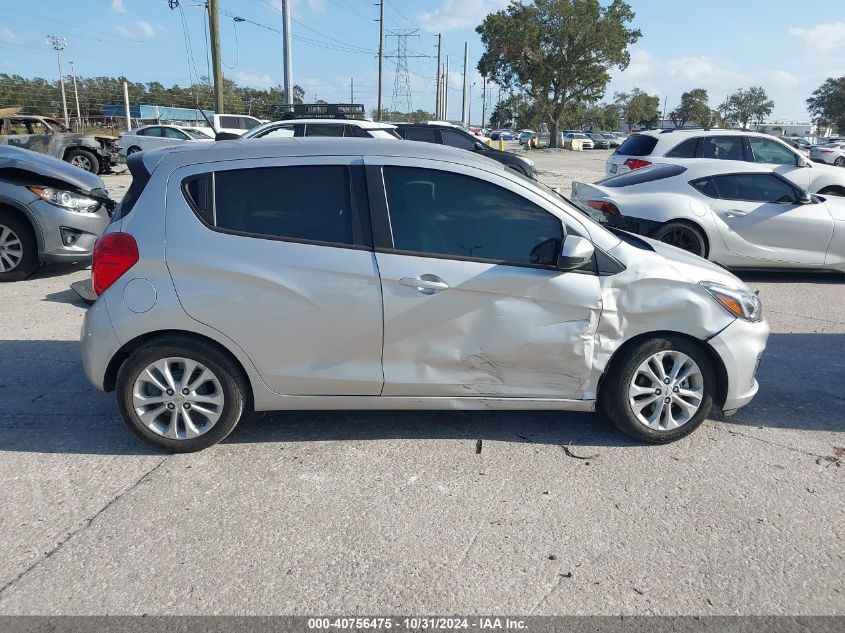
left=616, top=134, right=658, bottom=156
left=599, top=164, right=687, bottom=188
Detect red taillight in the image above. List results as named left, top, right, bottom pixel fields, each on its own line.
left=92, top=233, right=139, bottom=296
left=586, top=200, right=620, bottom=216
left=623, top=158, right=652, bottom=171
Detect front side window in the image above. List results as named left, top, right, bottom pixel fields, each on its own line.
left=748, top=137, right=798, bottom=165
left=700, top=136, right=744, bottom=160
left=383, top=166, right=562, bottom=266
left=440, top=128, right=477, bottom=150
left=187, top=165, right=354, bottom=245
left=304, top=124, right=345, bottom=137
left=402, top=127, right=437, bottom=143
left=691, top=174, right=798, bottom=203
left=164, top=127, right=188, bottom=140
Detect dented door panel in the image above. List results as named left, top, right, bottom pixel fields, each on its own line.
left=378, top=252, right=602, bottom=398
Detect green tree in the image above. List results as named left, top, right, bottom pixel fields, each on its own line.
left=669, top=88, right=710, bottom=128
left=724, top=86, right=774, bottom=129
left=807, top=77, right=845, bottom=135
left=614, top=88, right=659, bottom=130
left=477, top=0, right=640, bottom=147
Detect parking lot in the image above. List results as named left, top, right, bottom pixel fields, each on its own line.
left=0, top=146, right=843, bottom=615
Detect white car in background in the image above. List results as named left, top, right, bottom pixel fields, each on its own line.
left=572, top=161, right=845, bottom=271
left=809, top=142, right=845, bottom=167
left=605, top=129, right=845, bottom=196
left=564, top=132, right=594, bottom=149
left=211, top=114, right=262, bottom=136
left=241, top=118, right=400, bottom=140
left=116, top=124, right=214, bottom=156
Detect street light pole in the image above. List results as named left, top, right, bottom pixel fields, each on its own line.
left=69, top=60, right=81, bottom=132
left=46, top=35, right=69, bottom=128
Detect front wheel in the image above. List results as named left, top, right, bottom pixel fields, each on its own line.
left=65, top=148, right=100, bottom=174
left=116, top=337, right=247, bottom=452
left=652, top=221, right=708, bottom=258
left=600, top=336, right=715, bottom=443
left=0, top=211, right=38, bottom=282
left=834, top=156, right=845, bottom=167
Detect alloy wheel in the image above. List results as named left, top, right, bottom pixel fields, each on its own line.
left=70, top=154, right=92, bottom=170
left=132, top=357, right=225, bottom=440
left=659, top=227, right=705, bottom=256
left=628, top=350, right=704, bottom=430
left=0, top=224, right=23, bottom=272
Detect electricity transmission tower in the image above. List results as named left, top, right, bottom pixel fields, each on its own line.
left=385, top=29, right=426, bottom=120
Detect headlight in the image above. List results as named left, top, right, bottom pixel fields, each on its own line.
left=27, top=186, right=100, bottom=213
left=700, top=281, right=763, bottom=322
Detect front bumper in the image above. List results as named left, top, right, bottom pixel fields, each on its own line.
left=707, top=317, right=770, bottom=412
left=28, top=198, right=110, bottom=262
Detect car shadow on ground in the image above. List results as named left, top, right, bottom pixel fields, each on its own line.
left=27, top=261, right=89, bottom=282
left=735, top=270, right=844, bottom=285
left=0, top=333, right=841, bottom=455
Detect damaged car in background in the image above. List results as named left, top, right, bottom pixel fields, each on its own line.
left=0, top=111, right=120, bottom=174
left=81, top=139, right=768, bottom=452
left=0, top=145, right=113, bottom=281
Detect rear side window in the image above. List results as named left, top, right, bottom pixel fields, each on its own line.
left=220, top=116, right=240, bottom=129
left=185, top=165, right=355, bottom=246
left=401, top=127, right=438, bottom=143
left=600, top=164, right=687, bottom=188
left=616, top=134, right=658, bottom=156
left=665, top=138, right=698, bottom=158
left=304, top=124, right=345, bottom=137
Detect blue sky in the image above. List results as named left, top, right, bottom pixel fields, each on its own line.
left=1, top=0, right=844, bottom=123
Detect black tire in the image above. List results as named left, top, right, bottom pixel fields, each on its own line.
left=600, top=335, right=715, bottom=444
left=834, top=156, right=845, bottom=167
left=65, top=148, right=100, bottom=174
left=126, top=146, right=142, bottom=155
left=651, top=221, right=708, bottom=258
left=0, top=210, right=39, bottom=282
left=116, top=336, right=249, bottom=453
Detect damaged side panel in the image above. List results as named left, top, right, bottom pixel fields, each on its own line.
left=377, top=252, right=602, bottom=398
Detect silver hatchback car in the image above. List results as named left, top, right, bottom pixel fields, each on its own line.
left=81, top=139, right=769, bottom=452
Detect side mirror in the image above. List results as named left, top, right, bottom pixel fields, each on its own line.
left=557, top=235, right=595, bottom=271
left=797, top=154, right=809, bottom=167
left=798, top=189, right=813, bottom=204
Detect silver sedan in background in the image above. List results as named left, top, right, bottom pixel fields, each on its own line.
left=115, top=124, right=213, bottom=157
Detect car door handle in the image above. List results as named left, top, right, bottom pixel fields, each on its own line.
left=724, top=209, right=749, bottom=218
left=399, top=275, right=450, bottom=293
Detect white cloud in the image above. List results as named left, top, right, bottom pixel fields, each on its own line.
left=135, top=20, right=156, bottom=38
left=789, top=22, right=845, bottom=56
left=0, top=28, right=18, bottom=43
left=417, top=0, right=509, bottom=33
left=235, top=71, right=276, bottom=89
left=111, top=0, right=126, bottom=13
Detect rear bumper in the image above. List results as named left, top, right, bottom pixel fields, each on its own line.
left=708, top=317, right=770, bottom=412
left=81, top=297, right=121, bottom=392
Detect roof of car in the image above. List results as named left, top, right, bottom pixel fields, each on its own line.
left=260, top=118, right=395, bottom=128
left=142, top=137, right=508, bottom=173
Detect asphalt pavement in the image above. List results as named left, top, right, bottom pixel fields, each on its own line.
left=0, top=148, right=842, bottom=615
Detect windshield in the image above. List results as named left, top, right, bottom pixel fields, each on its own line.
left=183, top=129, right=212, bottom=139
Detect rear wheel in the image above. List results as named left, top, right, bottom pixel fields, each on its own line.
left=126, top=146, right=142, bottom=155
left=0, top=211, right=38, bottom=282
left=600, top=336, right=715, bottom=443
left=116, top=337, right=248, bottom=452
left=652, top=221, right=707, bottom=258
left=66, top=148, right=100, bottom=174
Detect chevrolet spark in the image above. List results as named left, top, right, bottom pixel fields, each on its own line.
left=81, top=138, right=768, bottom=452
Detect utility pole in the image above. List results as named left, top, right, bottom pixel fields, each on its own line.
left=661, top=95, right=668, bottom=129
left=281, top=0, right=293, bottom=110
left=434, top=34, right=442, bottom=120
left=461, top=42, right=468, bottom=125
left=444, top=56, right=449, bottom=121
left=207, top=0, right=224, bottom=115
left=46, top=35, right=69, bottom=128
left=122, top=80, right=131, bottom=131
left=69, top=60, right=81, bottom=132
left=350, top=78, right=354, bottom=104
left=481, top=76, right=487, bottom=130
left=375, top=0, right=384, bottom=121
